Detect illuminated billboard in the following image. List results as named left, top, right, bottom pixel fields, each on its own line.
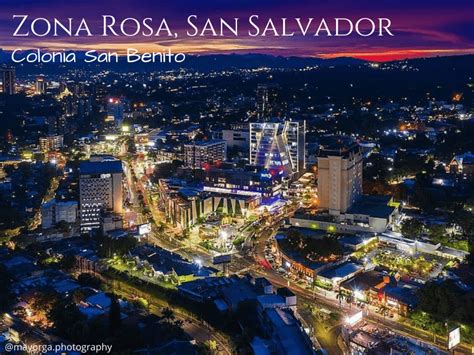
left=345, top=311, right=363, bottom=326
left=448, top=326, right=460, bottom=350
left=138, top=223, right=151, bottom=235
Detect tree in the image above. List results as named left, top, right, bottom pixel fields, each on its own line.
left=31, top=289, right=60, bottom=317
left=286, top=229, right=303, bottom=248
left=49, top=298, right=87, bottom=343
left=55, top=220, right=71, bottom=233
left=58, top=254, right=76, bottom=271
left=412, top=174, right=435, bottom=213
left=77, top=273, right=102, bottom=289
left=401, top=218, right=424, bottom=240
left=155, top=307, right=185, bottom=343
left=451, top=210, right=474, bottom=236
left=98, top=235, right=138, bottom=258
left=72, top=288, right=87, bottom=304
left=156, top=222, right=165, bottom=234
left=202, top=340, right=218, bottom=354
left=160, top=307, right=175, bottom=322
left=127, top=139, right=136, bottom=154
left=109, top=294, right=122, bottom=335
left=469, top=235, right=474, bottom=266
left=412, top=280, right=474, bottom=345
left=428, top=224, right=447, bottom=244
left=151, top=160, right=183, bottom=181
left=0, top=265, right=12, bottom=312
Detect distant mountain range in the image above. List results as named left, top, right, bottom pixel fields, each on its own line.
left=0, top=48, right=472, bottom=76
left=0, top=49, right=363, bottom=74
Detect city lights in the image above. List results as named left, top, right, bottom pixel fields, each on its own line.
left=0, top=4, right=472, bottom=353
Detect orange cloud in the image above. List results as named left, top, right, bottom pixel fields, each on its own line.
left=318, top=48, right=474, bottom=61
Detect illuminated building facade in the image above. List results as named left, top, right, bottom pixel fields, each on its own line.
left=256, top=83, right=280, bottom=120
left=249, top=121, right=306, bottom=179
left=317, top=138, right=363, bottom=215
left=39, top=135, right=64, bottom=152
left=79, top=157, right=123, bottom=232
left=1, top=65, right=16, bottom=95
left=184, top=140, right=227, bottom=169
left=35, top=75, right=46, bottom=95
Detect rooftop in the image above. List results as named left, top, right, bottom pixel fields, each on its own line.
left=318, top=136, right=360, bottom=158
left=79, top=159, right=123, bottom=175
left=265, top=307, right=314, bottom=355
left=318, top=262, right=362, bottom=281
left=186, top=139, right=226, bottom=147
left=178, top=276, right=238, bottom=301
left=348, top=195, right=396, bottom=219
left=351, top=330, right=380, bottom=349
left=338, top=235, right=366, bottom=246
left=257, top=294, right=286, bottom=309
left=382, top=281, right=420, bottom=308
left=131, top=245, right=216, bottom=277
left=340, top=270, right=388, bottom=291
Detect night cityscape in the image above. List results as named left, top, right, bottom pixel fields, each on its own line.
left=0, top=1, right=474, bottom=354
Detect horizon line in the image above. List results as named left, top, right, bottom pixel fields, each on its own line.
left=1, top=47, right=473, bottom=63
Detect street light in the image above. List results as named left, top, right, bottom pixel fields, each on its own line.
left=219, top=230, right=228, bottom=239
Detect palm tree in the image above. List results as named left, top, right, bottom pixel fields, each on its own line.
left=161, top=307, right=175, bottom=322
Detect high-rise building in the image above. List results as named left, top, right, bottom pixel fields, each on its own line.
left=78, top=96, right=92, bottom=119
left=1, top=66, right=16, bottom=95
left=213, top=124, right=250, bottom=151
left=256, top=83, right=279, bottom=120
left=94, top=84, right=108, bottom=111
left=35, top=75, right=46, bottom=95
left=249, top=121, right=306, bottom=178
left=46, top=115, right=68, bottom=135
left=317, top=138, right=363, bottom=215
left=39, top=135, right=64, bottom=152
left=184, top=140, right=227, bottom=169
left=79, top=157, right=123, bottom=232
left=60, top=95, right=78, bottom=118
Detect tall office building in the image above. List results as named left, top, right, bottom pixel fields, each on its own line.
left=79, top=157, right=123, bottom=232
left=35, top=75, right=46, bottom=95
left=256, top=83, right=279, bottom=120
left=317, top=138, right=363, bottom=215
left=1, top=66, right=16, bottom=95
left=184, top=140, right=227, bottom=169
left=249, top=121, right=305, bottom=178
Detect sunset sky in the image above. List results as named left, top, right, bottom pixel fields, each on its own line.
left=0, top=0, right=473, bottom=61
